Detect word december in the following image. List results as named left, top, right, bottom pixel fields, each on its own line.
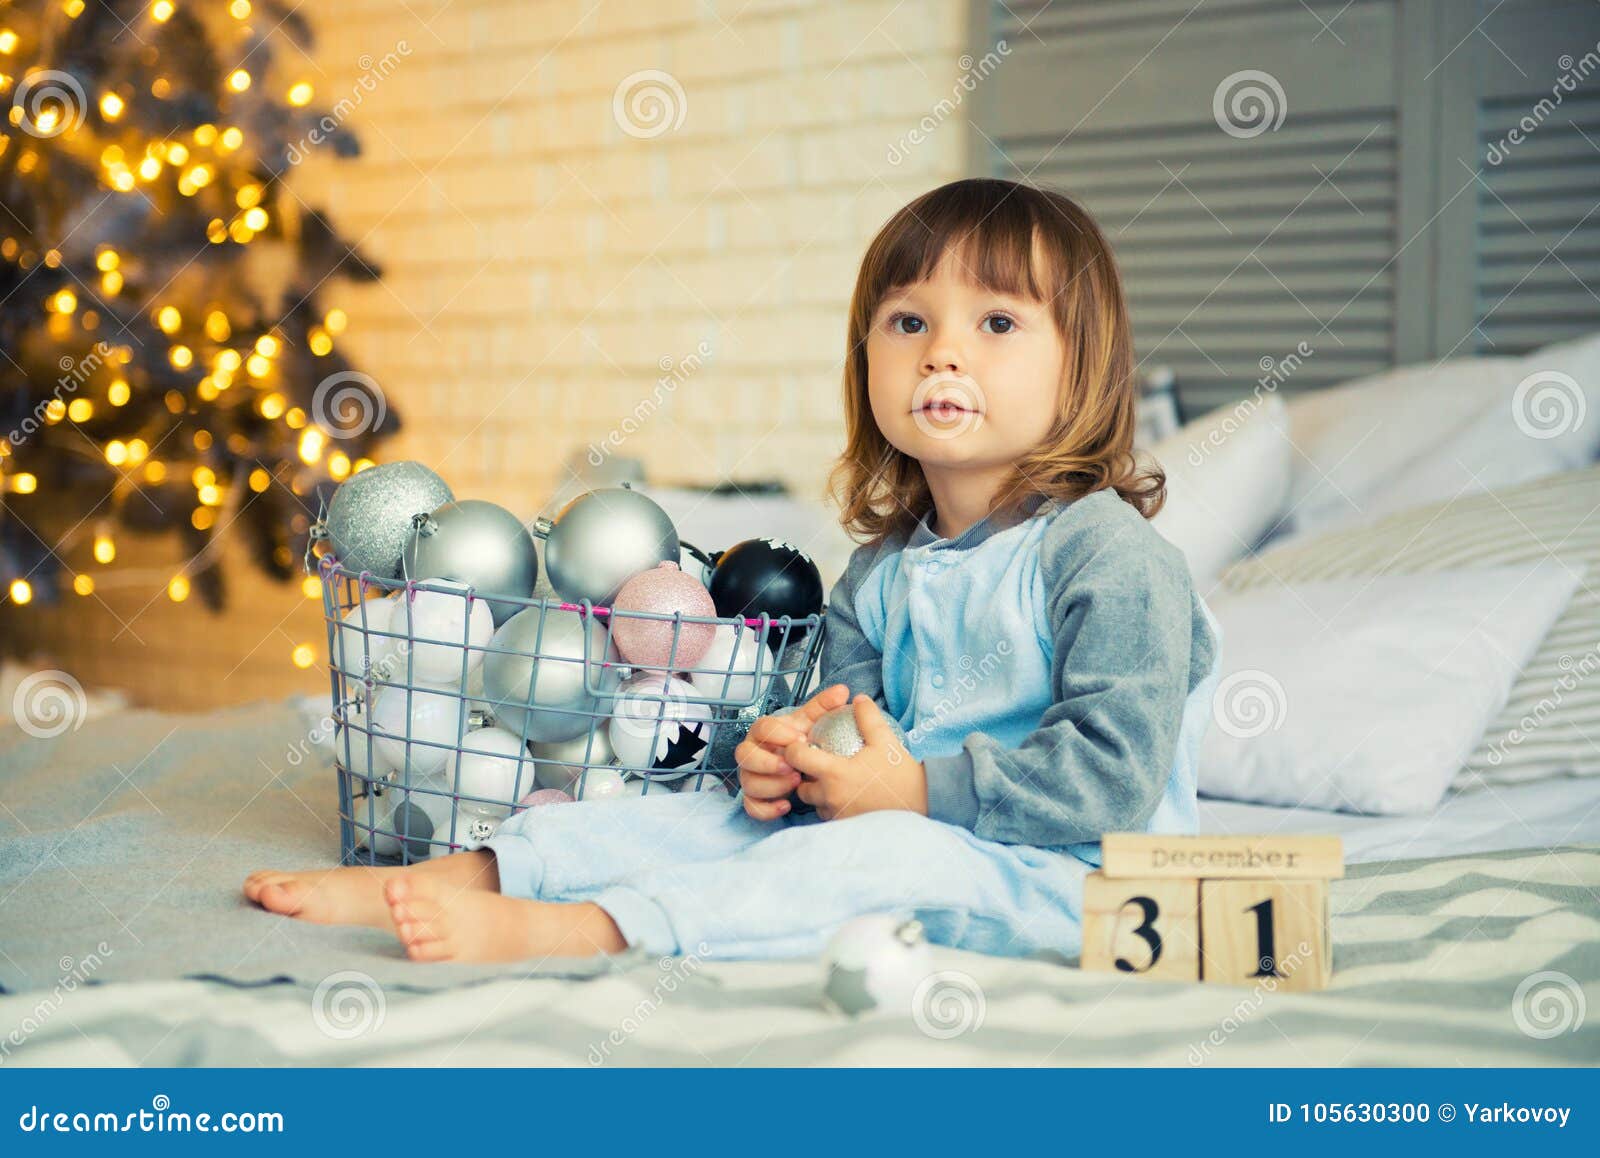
left=1150, top=847, right=1307, bottom=871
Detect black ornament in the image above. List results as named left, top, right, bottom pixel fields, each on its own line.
left=708, top=538, right=825, bottom=649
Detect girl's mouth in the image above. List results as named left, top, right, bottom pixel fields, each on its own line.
left=918, top=401, right=975, bottom=418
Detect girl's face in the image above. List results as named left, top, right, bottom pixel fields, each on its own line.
left=865, top=252, right=1066, bottom=475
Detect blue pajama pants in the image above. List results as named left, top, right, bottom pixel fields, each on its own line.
left=483, top=791, right=1091, bottom=959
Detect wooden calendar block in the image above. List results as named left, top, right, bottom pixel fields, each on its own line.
left=1199, top=878, right=1332, bottom=992
left=1081, top=872, right=1201, bottom=981
left=1102, top=834, right=1344, bottom=881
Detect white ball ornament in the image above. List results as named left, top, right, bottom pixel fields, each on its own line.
left=608, top=674, right=714, bottom=779
left=821, top=915, right=936, bottom=1019
left=687, top=622, right=775, bottom=705
left=334, top=597, right=398, bottom=680
left=573, top=766, right=633, bottom=802
left=371, top=683, right=469, bottom=777
left=449, top=727, right=536, bottom=818
left=333, top=723, right=391, bottom=785
left=389, top=580, right=494, bottom=685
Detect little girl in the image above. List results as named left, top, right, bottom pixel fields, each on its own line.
left=244, top=177, right=1222, bottom=964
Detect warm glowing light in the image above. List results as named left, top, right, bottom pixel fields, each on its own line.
left=308, top=327, right=332, bottom=356
left=291, top=643, right=316, bottom=669
left=101, top=269, right=123, bottom=295
left=230, top=0, right=251, bottom=17
left=205, top=218, right=227, bottom=244
left=151, top=1, right=175, bottom=22
left=226, top=69, right=250, bottom=93
left=143, top=460, right=166, bottom=483
left=184, top=163, right=212, bottom=187
left=167, top=575, right=190, bottom=602
left=163, top=390, right=184, bottom=414
left=93, top=534, right=115, bottom=564
left=196, top=377, right=218, bottom=401
left=353, top=457, right=375, bottom=474
left=110, top=169, right=135, bottom=192
left=108, top=378, right=130, bottom=405
left=285, top=407, right=306, bottom=428
left=287, top=81, right=313, bottom=107
left=156, top=305, right=181, bottom=333
left=236, top=183, right=262, bottom=208
left=246, top=353, right=270, bottom=378
left=73, top=573, right=94, bottom=596
left=169, top=344, right=193, bottom=369
left=204, top=310, right=230, bottom=341
left=217, top=349, right=242, bottom=372
left=95, top=248, right=119, bottom=272
left=34, top=107, right=60, bottom=135
left=197, top=484, right=221, bottom=506
left=8, top=578, right=31, bottom=605
left=63, top=1, right=85, bottom=20
left=328, top=451, right=351, bottom=480
left=138, top=154, right=161, bottom=181
left=323, top=308, right=348, bottom=335
left=11, top=471, right=36, bottom=493
left=298, top=428, right=325, bottom=464
left=301, top=575, right=321, bottom=598
left=126, top=438, right=148, bottom=463
left=242, top=206, right=268, bottom=231
left=254, top=333, right=279, bottom=357
left=0, top=31, right=17, bottom=55
left=192, top=467, right=215, bottom=488
left=192, top=429, right=211, bottom=451
left=165, top=142, right=188, bottom=164
left=99, top=91, right=124, bottom=120
left=219, top=126, right=243, bottom=151
left=259, top=392, right=286, bottom=419
left=43, top=399, right=66, bottom=423
left=193, top=122, right=217, bottom=146
left=67, top=398, right=92, bottom=422
left=51, top=288, right=76, bottom=313
left=248, top=467, right=271, bottom=492
left=105, top=439, right=129, bottom=466
left=150, top=76, right=171, bottom=98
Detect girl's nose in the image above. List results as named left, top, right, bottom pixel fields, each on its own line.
left=922, top=343, right=964, bottom=376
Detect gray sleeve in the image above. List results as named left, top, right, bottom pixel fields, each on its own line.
left=922, top=500, right=1210, bottom=846
left=817, top=540, right=890, bottom=708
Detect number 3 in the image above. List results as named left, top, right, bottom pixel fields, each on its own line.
left=1115, top=895, right=1164, bottom=972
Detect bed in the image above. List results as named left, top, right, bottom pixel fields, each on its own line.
left=4, top=448, right=1600, bottom=1067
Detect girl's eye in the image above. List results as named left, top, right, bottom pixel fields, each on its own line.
left=982, top=313, right=1015, bottom=334
left=888, top=312, right=925, bottom=335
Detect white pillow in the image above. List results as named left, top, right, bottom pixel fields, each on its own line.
left=1145, top=393, right=1291, bottom=590
left=1284, top=332, right=1600, bottom=537
left=1199, top=561, right=1583, bottom=815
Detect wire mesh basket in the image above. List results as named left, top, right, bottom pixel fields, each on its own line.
left=315, top=554, right=827, bottom=866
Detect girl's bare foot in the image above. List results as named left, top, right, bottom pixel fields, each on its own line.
left=243, top=850, right=500, bottom=928
left=383, top=874, right=627, bottom=963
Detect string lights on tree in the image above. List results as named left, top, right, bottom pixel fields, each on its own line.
left=0, top=0, right=394, bottom=615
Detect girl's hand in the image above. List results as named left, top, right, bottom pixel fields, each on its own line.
left=734, top=683, right=851, bottom=821
left=783, top=694, right=927, bottom=821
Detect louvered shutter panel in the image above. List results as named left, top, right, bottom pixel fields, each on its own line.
left=971, top=0, right=1600, bottom=415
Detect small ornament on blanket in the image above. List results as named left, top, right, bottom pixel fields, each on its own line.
left=821, top=915, right=936, bottom=1019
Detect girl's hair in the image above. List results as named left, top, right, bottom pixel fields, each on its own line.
left=827, top=177, right=1164, bottom=546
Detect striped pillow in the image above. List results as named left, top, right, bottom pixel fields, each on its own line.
left=1219, top=465, right=1600, bottom=791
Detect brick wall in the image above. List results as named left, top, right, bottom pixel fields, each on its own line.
left=8, top=0, right=973, bottom=712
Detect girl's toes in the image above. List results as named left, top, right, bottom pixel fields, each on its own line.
left=405, top=938, right=452, bottom=962
left=243, top=871, right=282, bottom=902
left=256, top=880, right=304, bottom=916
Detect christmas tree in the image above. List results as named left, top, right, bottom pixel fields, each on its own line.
left=0, top=0, right=393, bottom=612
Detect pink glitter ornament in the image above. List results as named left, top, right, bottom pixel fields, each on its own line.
left=610, top=561, right=716, bottom=669
left=514, top=788, right=575, bottom=813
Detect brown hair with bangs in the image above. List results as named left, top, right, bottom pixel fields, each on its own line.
left=827, top=177, right=1164, bottom=546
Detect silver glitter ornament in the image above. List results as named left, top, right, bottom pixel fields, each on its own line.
left=534, top=486, right=679, bottom=607
left=320, top=461, right=454, bottom=579
left=481, top=607, right=622, bottom=744
left=810, top=704, right=867, bottom=758
left=402, top=499, right=539, bottom=626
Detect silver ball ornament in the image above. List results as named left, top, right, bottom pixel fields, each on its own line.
left=403, top=499, right=539, bottom=626
left=481, top=608, right=621, bottom=744
left=540, top=487, right=679, bottom=606
left=321, top=461, right=454, bottom=579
